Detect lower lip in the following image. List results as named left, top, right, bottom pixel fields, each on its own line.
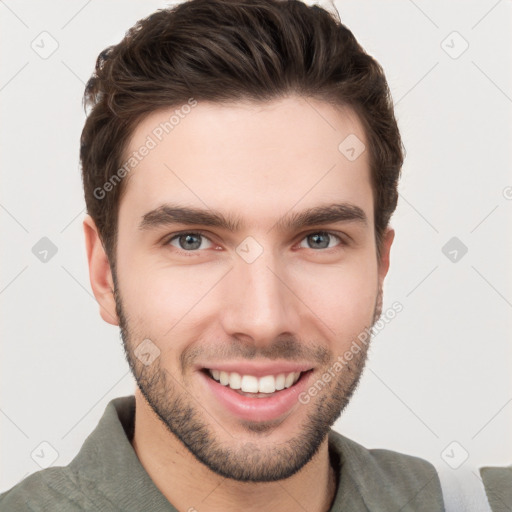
left=199, top=370, right=313, bottom=423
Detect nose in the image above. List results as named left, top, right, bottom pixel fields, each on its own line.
left=218, top=248, right=301, bottom=348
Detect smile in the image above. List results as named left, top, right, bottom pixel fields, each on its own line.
left=199, top=364, right=314, bottom=422
left=207, top=369, right=302, bottom=394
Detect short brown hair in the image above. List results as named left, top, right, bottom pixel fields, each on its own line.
left=80, top=0, right=404, bottom=268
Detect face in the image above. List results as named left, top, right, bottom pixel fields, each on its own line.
left=109, top=96, right=392, bottom=482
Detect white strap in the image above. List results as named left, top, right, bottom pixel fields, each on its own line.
left=436, top=466, right=493, bottom=512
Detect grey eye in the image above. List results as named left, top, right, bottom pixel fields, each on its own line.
left=168, top=233, right=213, bottom=251
left=299, top=232, right=341, bottom=250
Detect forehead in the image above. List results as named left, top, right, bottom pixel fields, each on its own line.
left=119, top=96, right=373, bottom=230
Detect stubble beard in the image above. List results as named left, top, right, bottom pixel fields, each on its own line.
left=114, top=273, right=383, bottom=482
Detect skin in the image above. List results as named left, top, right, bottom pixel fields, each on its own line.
left=84, top=95, right=394, bottom=512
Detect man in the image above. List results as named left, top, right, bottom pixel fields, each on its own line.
left=1, top=0, right=509, bottom=510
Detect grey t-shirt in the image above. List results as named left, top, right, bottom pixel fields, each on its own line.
left=1, top=395, right=509, bottom=511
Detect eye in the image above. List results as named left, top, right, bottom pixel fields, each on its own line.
left=166, top=231, right=214, bottom=252
left=298, top=231, right=344, bottom=250
left=163, top=230, right=346, bottom=255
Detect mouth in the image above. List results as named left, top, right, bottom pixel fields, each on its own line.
left=203, top=368, right=307, bottom=397
left=198, top=364, right=314, bottom=422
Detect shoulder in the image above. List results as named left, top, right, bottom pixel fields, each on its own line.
left=480, top=465, right=512, bottom=512
left=0, top=395, right=138, bottom=512
left=0, top=466, right=96, bottom=512
left=329, top=428, right=439, bottom=478
left=328, top=429, right=444, bottom=511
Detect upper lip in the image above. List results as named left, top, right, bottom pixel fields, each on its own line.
left=198, top=361, right=314, bottom=377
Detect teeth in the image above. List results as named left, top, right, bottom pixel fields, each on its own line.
left=208, top=370, right=302, bottom=394
left=241, top=375, right=259, bottom=393
left=258, top=375, right=275, bottom=393
left=275, top=373, right=286, bottom=391
left=284, top=372, right=296, bottom=388
left=229, top=372, right=241, bottom=390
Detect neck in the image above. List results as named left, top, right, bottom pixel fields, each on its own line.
left=131, top=390, right=337, bottom=512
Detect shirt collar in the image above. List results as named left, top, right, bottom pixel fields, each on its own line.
left=69, top=395, right=178, bottom=511
left=69, top=395, right=441, bottom=512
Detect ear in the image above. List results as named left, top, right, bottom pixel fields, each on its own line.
left=377, top=227, right=395, bottom=285
left=83, top=214, right=119, bottom=326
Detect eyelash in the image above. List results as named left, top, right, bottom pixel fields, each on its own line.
left=163, top=230, right=347, bottom=255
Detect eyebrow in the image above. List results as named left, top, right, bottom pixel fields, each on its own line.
left=138, top=202, right=368, bottom=233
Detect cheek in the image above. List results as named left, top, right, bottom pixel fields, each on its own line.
left=117, top=254, right=220, bottom=336
left=289, top=254, right=379, bottom=338
left=334, top=265, right=377, bottom=319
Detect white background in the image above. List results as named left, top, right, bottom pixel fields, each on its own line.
left=1, top=0, right=511, bottom=492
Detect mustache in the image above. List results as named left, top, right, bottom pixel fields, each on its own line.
left=180, top=337, right=332, bottom=371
